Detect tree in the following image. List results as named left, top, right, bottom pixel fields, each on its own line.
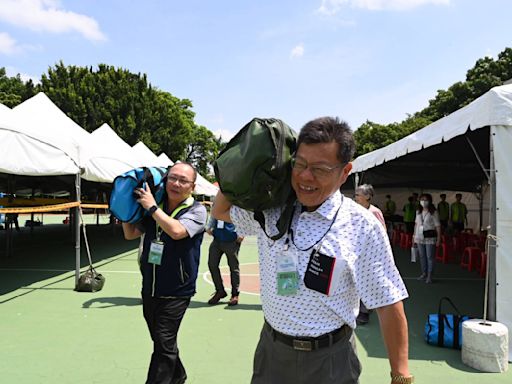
left=0, top=67, right=36, bottom=107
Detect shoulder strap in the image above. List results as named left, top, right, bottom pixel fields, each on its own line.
left=438, top=296, right=462, bottom=315
left=254, top=194, right=296, bottom=241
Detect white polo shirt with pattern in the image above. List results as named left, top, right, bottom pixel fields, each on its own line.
left=230, top=190, right=408, bottom=337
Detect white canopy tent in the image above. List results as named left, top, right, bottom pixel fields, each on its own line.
left=87, top=124, right=139, bottom=182
left=0, top=103, right=80, bottom=176
left=132, top=141, right=161, bottom=167
left=350, top=84, right=512, bottom=360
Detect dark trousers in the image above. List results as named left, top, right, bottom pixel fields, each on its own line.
left=251, top=323, right=361, bottom=384
left=208, top=239, right=241, bottom=295
left=142, top=295, right=191, bottom=384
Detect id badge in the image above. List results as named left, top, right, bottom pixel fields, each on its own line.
left=276, top=246, right=299, bottom=296
left=148, top=240, right=164, bottom=265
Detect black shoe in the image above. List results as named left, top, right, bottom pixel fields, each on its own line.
left=207, top=290, right=227, bottom=305
left=356, top=312, right=369, bottom=325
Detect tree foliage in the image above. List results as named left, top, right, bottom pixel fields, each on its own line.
left=353, top=47, right=512, bottom=156
left=0, top=68, right=36, bottom=107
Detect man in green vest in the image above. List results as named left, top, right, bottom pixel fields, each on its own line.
left=403, top=196, right=416, bottom=234
left=437, top=194, right=450, bottom=232
left=451, top=193, right=468, bottom=233
left=384, top=194, right=396, bottom=223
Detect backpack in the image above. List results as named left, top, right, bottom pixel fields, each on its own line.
left=110, top=166, right=168, bottom=224
left=214, top=118, right=297, bottom=240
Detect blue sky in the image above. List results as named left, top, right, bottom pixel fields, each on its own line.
left=1, top=0, right=511, bottom=140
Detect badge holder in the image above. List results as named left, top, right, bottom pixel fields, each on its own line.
left=276, top=240, right=299, bottom=296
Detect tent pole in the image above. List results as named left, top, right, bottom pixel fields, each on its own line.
left=486, top=128, right=497, bottom=321
left=74, top=173, right=81, bottom=288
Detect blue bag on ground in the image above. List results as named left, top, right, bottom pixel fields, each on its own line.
left=424, top=296, right=470, bottom=349
left=110, top=166, right=168, bottom=224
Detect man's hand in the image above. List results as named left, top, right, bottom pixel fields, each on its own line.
left=212, top=191, right=233, bottom=223
left=135, top=184, right=157, bottom=210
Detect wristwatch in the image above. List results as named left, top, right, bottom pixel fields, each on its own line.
left=390, top=373, right=414, bottom=384
left=148, top=205, right=158, bottom=215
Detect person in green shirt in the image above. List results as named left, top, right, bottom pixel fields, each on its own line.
left=403, top=196, right=416, bottom=233
left=450, top=193, right=468, bottom=233
left=384, top=194, right=397, bottom=223
left=437, top=194, right=450, bottom=231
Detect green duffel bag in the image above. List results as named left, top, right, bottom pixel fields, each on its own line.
left=214, top=118, right=297, bottom=239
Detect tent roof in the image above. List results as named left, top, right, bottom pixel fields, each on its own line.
left=0, top=101, right=80, bottom=176
left=349, top=84, right=512, bottom=191
left=132, top=141, right=160, bottom=166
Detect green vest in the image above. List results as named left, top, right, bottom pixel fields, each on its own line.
left=451, top=202, right=467, bottom=223
left=437, top=201, right=449, bottom=221
left=385, top=200, right=396, bottom=215
left=403, top=203, right=416, bottom=222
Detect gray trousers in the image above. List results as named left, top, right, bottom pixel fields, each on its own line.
left=207, top=239, right=240, bottom=295
left=251, top=323, right=361, bottom=384
left=418, top=242, right=436, bottom=275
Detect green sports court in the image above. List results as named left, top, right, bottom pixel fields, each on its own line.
left=0, top=215, right=510, bottom=383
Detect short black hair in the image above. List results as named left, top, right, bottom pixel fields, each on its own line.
left=169, top=162, right=198, bottom=182
left=298, top=116, right=355, bottom=163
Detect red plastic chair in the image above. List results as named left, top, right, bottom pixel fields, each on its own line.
left=435, top=243, right=455, bottom=264
left=400, top=233, right=412, bottom=250
left=461, top=246, right=481, bottom=271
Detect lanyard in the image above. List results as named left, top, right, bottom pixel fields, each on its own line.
left=288, top=203, right=342, bottom=252
left=155, top=196, right=194, bottom=241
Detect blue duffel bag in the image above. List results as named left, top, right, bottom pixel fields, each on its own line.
left=424, top=296, right=470, bottom=349
left=110, top=166, right=168, bottom=224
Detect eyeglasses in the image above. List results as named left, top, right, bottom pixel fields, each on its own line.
left=167, top=175, right=194, bottom=186
left=291, top=158, right=344, bottom=179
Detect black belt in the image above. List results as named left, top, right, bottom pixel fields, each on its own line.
left=264, top=320, right=350, bottom=352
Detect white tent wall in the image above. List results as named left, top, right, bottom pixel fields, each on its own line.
left=493, top=125, right=512, bottom=361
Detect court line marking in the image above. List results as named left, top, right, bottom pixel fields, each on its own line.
left=202, top=262, right=261, bottom=296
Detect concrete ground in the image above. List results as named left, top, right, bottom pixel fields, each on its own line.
left=0, top=218, right=510, bottom=383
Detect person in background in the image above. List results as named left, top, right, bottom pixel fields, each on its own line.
left=213, top=116, right=412, bottom=384
left=354, top=184, right=386, bottom=325
left=413, top=193, right=441, bottom=284
left=122, top=163, right=207, bottom=384
left=437, top=194, right=450, bottom=232
left=384, top=194, right=397, bottom=226
left=403, top=196, right=416, bottom=234
left=206, top=216, right=244, bottom=306
left=451, top=193, right=468, bottom=233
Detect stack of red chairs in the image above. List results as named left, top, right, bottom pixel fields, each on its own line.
left=399, top=232, right=413, bottom=250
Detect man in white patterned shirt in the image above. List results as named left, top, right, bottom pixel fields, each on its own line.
left=213, top=117, right=413, bottom=384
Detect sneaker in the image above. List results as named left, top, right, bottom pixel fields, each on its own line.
left=227, top=295, right=239, bottom=306
left=208, top=290, right=227, bottom=305
left=356, top=312, right=369, bottom=325
left=425, top=277, right=433, bottom=284
left=417, top=273, right=427, bottom=281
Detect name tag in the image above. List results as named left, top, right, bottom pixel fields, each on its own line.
left=276, top=246, right=298, bottom=296
left=304, top=250, right=341, bottom=296
left=216, top=220, right=224, bottom=229
left=148, top=240, right=164, bottom=265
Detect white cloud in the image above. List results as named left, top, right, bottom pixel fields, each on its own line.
left=0, top=32, right=19, bottom=54
left=0, top=0, right=106, bottom=41
left=318, top=0, right=450, bottom=14
left=214, top=128, right=235, bottom=142
left=5, top=66, right=40, bottom=84
left=290, top=43, right=305, bottom=59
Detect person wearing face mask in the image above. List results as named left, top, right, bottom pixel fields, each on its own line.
left=413, top=193, right=441, bottom=284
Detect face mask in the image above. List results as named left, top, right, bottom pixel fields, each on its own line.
left=420, top=200, right=429, bottom=208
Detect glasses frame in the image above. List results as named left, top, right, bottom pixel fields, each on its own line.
left=167, top=174, right=194, bottom=186
left=290, top=157, right=345, bottom=179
